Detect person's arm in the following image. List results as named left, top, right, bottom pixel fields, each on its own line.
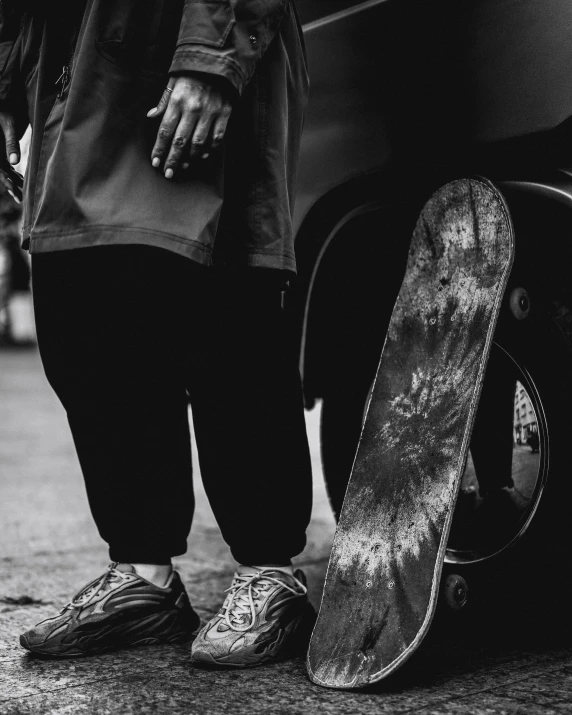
left=170, top=0, right=289, bottom=96
left=0, top=2, right=24, bottom=164
left=148, top=0, right=290, bottom=178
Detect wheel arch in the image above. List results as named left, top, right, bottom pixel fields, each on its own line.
left=290, top=169, right=433, bottom=407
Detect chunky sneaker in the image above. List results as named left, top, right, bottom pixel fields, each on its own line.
left=19, top=563, right=199, bottom=657
left=191, top=567, right=314, bottom=667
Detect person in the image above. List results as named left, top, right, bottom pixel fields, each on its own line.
left=0, top=0, right=313, bottom=666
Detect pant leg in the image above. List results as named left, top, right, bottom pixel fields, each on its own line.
left=32, top=245, right=195, bottom=564
left=186, top=272, right=313, bottom=566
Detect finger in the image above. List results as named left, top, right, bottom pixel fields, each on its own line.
left=210, top=107, right=232, bottom=152
left=0, top=115, right=20, bottom=164
left=151, top=104, right=181, bottom=169
left=163, top=113, right=197, bottom=179
left=189, top=113, right=215, bottom=160
left=147, top=78, right=176, bottom=118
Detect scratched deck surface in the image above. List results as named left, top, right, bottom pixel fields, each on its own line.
left=307, top=179, right=514, bottom=689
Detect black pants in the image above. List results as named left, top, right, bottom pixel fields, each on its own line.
left=32, top=245, right=313, bottom=566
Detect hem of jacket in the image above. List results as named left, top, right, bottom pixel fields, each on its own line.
left=26, top=226, right=214, bottom=266
left=25, top=225, right=298, bottom=273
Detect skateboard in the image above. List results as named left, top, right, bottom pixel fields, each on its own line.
left=307, top=178, right=514, bottom=689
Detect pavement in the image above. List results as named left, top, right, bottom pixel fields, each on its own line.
left=1, top=345, right=572, bottom=715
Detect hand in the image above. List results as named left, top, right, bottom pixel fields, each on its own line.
left=0, top=111, right=20, bottom=165
left=147, top=73, right=233, bottom=179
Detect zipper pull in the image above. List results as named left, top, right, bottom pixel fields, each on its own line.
left=55, top=63, right=71, bottom=98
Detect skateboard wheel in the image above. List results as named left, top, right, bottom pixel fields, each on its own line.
left=443, top=574, right=469, bottom=611
left=509, top=287, right=530, bottom=320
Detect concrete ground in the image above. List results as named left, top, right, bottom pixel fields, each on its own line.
left=1, top=347, right=572, bottom=715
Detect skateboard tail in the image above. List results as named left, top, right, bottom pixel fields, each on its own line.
left=307, top=178, right=515, bottom=689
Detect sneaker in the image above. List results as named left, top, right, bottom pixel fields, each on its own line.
left=191, top=567, right=314, bottom=667
left=19, top=563, right=199, bottom=657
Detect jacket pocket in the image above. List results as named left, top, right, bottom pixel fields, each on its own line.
left=95, top=0, right=183, bottom=76
left=176, top=0, right=235, bottom=48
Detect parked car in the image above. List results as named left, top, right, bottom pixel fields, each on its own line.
left=291, top=0, right=572, bottom=601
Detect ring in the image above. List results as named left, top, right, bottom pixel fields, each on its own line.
left=165, top=87, right=173, bottom=93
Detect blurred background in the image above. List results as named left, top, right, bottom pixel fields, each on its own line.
left=0, top=127, right=34, bottom=347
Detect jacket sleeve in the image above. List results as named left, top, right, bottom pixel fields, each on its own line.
left=169, top=0, right=289, bottom=95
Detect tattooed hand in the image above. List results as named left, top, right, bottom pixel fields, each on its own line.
left=147, top=73, right=233, bottom=179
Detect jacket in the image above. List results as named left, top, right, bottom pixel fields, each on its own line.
left=0, top=0, right=309, bottom=275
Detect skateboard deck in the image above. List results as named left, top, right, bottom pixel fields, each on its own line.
left=307, top=178, right=514, bottom=689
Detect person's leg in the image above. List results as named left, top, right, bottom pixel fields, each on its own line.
left=187, top=271, right=313, bottom=567
left=187, top=270, right=314, bottom=667
left=32, top=245, right=195, bottom=565
left=22, top=245, right=203, bottom=656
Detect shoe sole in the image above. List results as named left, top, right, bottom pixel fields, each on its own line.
left=191, top=607, right=316, bottom=669
left=20, top=631, right=193, bottom=658
left=20, top=611, right=200, bottom=658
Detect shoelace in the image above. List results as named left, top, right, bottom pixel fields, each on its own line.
left=221, top=570, right=307, bottom=633
left=65, top=563, right=128, bottom=611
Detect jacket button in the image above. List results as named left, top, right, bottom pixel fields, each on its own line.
left=249, top=34, right=257, bottom=46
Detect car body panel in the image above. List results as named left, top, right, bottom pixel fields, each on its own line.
left=294, top=0, right=572, bottom=233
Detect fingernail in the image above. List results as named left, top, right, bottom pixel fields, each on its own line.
left=9, top=153, right=18, bottom=164
left=201, top=153, right=209, bottom=160
left=182, top=163, right=190, bottom=170
left=165, top=168, right=174, bottom=179
left=147, top=108, right=157, bottom=117
left=152, top=157, right=160, bottom=168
